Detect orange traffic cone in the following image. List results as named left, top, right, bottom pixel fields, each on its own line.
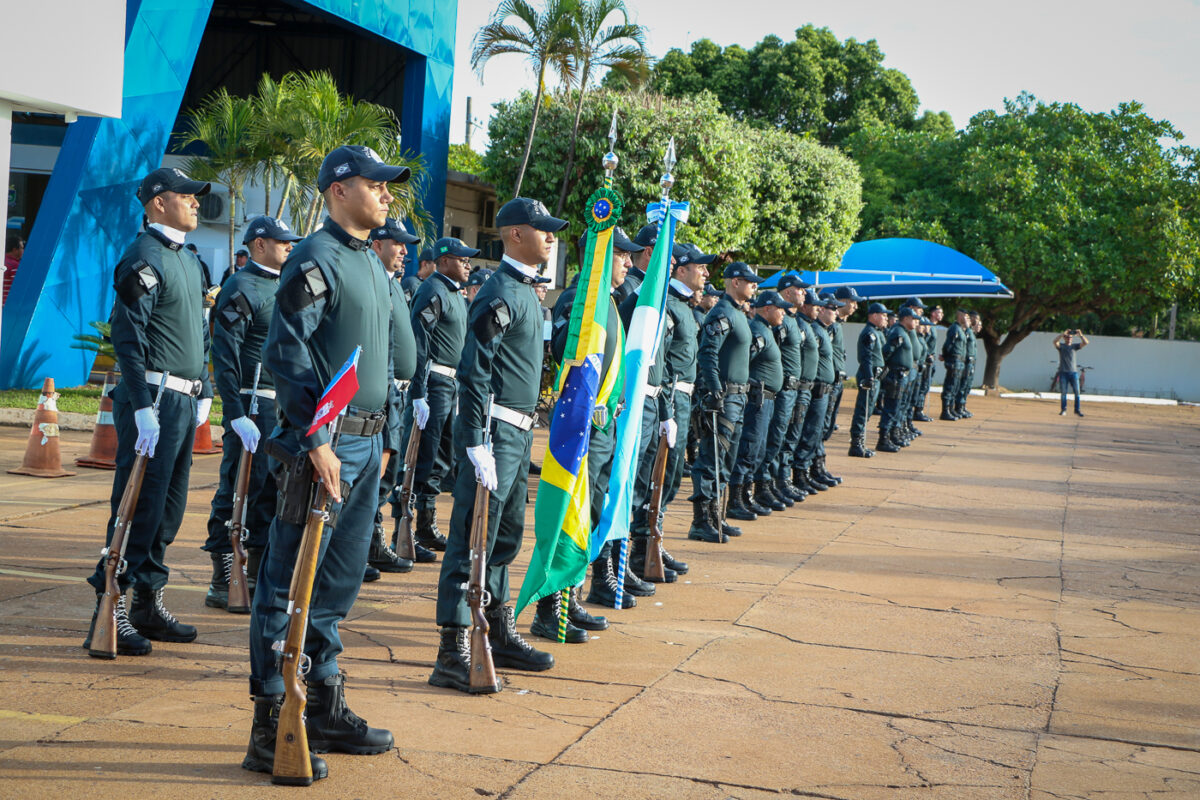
left=76, top=372, right=118, bottom=470
left=193, top=419, right=221, bottom=454
left=9, top=378, right=77, bottom=478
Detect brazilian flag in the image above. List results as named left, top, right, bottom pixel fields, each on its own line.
left=515, top=187, right=622, bottom=617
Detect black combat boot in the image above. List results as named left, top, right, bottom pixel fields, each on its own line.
left=940, top=396, right=957, bottom=421
left=810, top=461, right=837, bottom=489
left=412, top=541, right=438, bottom=563
left=363, top=565, right=381, bottom=582
left=568, top=586, right=608, bottom=630
left=630, top=536, right=677, bottom=583
left=487, top=605, right=555, bottom=671
left=876, top=430, right=900, bottom=453
left=959, top=405, right=973, bottom=418
left=414, top=508, right=447, bottom=551
left=687, top=498, right=723, bottom=543
left=585, top=556, right=636, bottom=607
left=661, top=545, right=689, bottom=575
left=726, top=484, right=757, bottom=521
left=755, top=480, right=787, bottom=510
left=909, top=421, right=923, bottom=437
left=817, top=456, right=842, bottom=485
left=718, top=497, right=742, bottom=538
left=84, top=591, right=152, bottom=658
left=766, top=478, right=794, bottom=507
left=890, top=427, right=909, bottom=448
left=615, top=548, right=657, bottom=596
left=530, top=593, right=589, bottom=643
left=848, top=435, right=871, bottom=458
left=429, top=627, right=495, bottom=693
left=305, top=673, right=393, bottom=754
left=130, top=586, right=197, bottom=642
left=245, top=546, right=263, bottom=595
left=242, top=694, right=328, bottom=784
left=369, top=523, right=414, bottom=573
left=777, top=475, right=806, bottom=502
left=204, top=551, right=233, bottom=609
left=743, top=482, right=772, bottom=516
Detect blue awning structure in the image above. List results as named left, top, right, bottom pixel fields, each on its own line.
left=759, top=238, right=1013, bottom=300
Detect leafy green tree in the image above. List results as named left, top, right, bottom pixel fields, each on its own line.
left=483, top=89, right=859, bottom=270
left=472, top=0, right=578, bottom=198
left=649, top=26, right=924, bottom=144
left=849, top=93, right=1200, bottom=386
left=448, top=143, right=485, bottom=175
left=553, top=0, right=647, bottom=215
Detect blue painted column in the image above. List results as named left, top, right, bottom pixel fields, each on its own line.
left=0, top=0, right=215, bottom=389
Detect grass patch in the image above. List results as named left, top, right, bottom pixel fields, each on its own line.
left=0, top=387, right=223, bottom=424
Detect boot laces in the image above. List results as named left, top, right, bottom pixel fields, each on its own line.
left=599, top=558, right=621, bottom=592
left=456, top=629, right=472, bottom=663
left=153, top=588, right=179, bottom=624
left=220, top=552, right=235, bottom=583
left=497, top=605, right=534, bottom=651
left=114, top=595, right=140, bottom=638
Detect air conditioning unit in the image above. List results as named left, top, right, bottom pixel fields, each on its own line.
left=198, top=190, right=227, bottom=223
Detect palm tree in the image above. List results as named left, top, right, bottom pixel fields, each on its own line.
left=554, top=0, right=646, bottom=215
left=249, top=72, right=299, bottom=218
left=176, top=88, right=257, bottom=267
left=472, top=0, right=577, bottom=198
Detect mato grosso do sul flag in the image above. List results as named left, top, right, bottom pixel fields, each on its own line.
left=306, top=345, right=361, bottom=436
left=515, top=118, right=625, bottom=619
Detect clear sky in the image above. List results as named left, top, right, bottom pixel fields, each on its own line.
left=449, top=0, right=1200, bottom=150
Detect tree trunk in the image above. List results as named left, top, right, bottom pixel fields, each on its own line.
left=227, top=186, right=237, bottom=283
left=264, top=167, right=272, bottom=216
left=555, top=67, right=592, bottom=217
left=513, top=63, right=549, bottom=199
left=980, top=326, right=1035, bottom=389
left=275, top=172, right=293, bottom=221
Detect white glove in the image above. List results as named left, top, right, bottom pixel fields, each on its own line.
left=230, top=416, right=260, bottom=452
left=196, top=397, right=212, bottom=427
left=467, top=444, right=497, bottom=492
left=660, top=418, right=678, bottom=449
left=134, top=407, right=160, bottom=457
left=413, top=397, right=430, bottom=430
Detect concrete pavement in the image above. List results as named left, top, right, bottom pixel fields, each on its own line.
left=0, top=392, right=1196, bottom=798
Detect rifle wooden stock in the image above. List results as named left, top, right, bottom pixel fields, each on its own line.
left=393, top=424, right=421, bottom=561
left=643, top=433, right=670, bottom=582
left=89, top=451, right=151, bottom=659
left=272, top=481, right=329, bottom=786
left=466, top=479, right=500, bottom=693
left=226, top=449, right=254, bottom=614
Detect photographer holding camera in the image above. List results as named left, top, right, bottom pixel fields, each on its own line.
left=1052, top=328, right=1090, bottom=416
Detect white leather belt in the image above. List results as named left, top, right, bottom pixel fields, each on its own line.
left=430, top=364, right=457, bottom=379
left=490, top=402, right=535, bottom=431
left=145, top=370, right=203, bottom=397
left=241, top=388, right=276, bottom=400
left=674, top=381, right=695, bottom=397
left=393, top=379, right=411, bottom=392
left=644, top=385, right=661, bottom=398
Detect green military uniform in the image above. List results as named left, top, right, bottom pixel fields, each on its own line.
left=941, top=319, right=967, bottom=419
left=957, top=323, right=977, bottom=416
left=849, top=315, right=885, bottom=454
left=733, top=313, right=784, bottom=510
left=784, top=309, right=818, bottom=487
left=878, top=317, right=915, bottom=449
left=822, top=318, right=846, bottom=440
left=763, top=304, right=805, bottom=500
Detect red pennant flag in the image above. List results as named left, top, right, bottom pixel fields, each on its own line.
left=306, top=346, right=361, bottom=436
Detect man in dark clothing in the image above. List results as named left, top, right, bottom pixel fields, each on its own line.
left=1053, top=328, right=1089, bottom=416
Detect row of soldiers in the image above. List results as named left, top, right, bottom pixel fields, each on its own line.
left=80, top=145, right=981, bottom=784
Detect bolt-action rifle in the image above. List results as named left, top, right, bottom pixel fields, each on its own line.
left=225, top=363, right=262, bottom=614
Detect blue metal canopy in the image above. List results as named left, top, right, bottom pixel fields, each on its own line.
left=759, top=238, right=1012, bottom=299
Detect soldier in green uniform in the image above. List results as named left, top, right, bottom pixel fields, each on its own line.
left=430, top=198, right=567, bottom=693
left=734, top=292, right=790, bottom=515
left=403, top=236, right=478, bottom=559
left=876, top=306, right=919, bottom=453
left=914, top=305, right=942, bottom=421
left=84, top=168, right=214, bottom=658
left=366, top=218, right=424, bottom=576
left=848, top=302, right=888, bottom=458
left=773, top=275, right=812, bottom=500
left=401, top=246, right=435, bottom=303
left=791, top=290, right=841, bottom=492
left=940, top=309, right=969, bottom=420
left=689, top=262, right=759, bottom=539
left=956, top=311, right=981, bottom=417
left=821, top=286, right=863, bottom=444
left=203, top=215, right=300, bottom=610
left=244, top=146, right=408, bottom=779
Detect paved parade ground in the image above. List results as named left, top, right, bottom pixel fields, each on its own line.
left=0, top=392, right=1196, bottom=799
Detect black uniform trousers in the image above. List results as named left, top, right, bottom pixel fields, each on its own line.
left=758, top=387, right=796, bottom=483
left=688, top=390, right=747, bottom=501
left=662, top=389, right=693, bottom=507
left=435, top=417, right=533, bottom=628
left=822, top=380, right=845, bottom=441
left=203, top=395, right=277, bottom=553
left=779, top=386, right=811, bottom=479
left=732, top=392, right=774, bottom=486
left=88, top=382, right=197, bottom=594
left=849, top=382, right=880, bottom=439
left=628, top=394, right=663, bottom=540
left=413, top=373, right=457, bottom=509
left=794, top=383, right=831, bottom=471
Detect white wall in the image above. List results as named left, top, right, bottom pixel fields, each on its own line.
left=840, top=323, right=1200, bottom=402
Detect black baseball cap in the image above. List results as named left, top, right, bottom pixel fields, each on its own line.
left=433, top=236, right=480, bottom=258
left=466, top=268, right=493, bottom=287
left=243, top=215, right=303, bottom=245
left=722, top=262, right=760, bottom=282
left=802, top=288, right=822, bottom=306
left=419, top=247, right=435, bottom=263
left=820, top=292, right=845, bottom=309
left=903, top=296, right=927, bottom=310
left=137, top=167, right=211, bottom=204
left=495, top=197, right=568, bottom=232
left=898, top=306, right=917, bottom=319
left=235, top=249, right=249, bottom=257
left=867, top=302, right=890, bottom=315
left=681, top=243, right=717, bottom=265
left=370, top=217, right=421, bottom=245
left=633, top=223, right=660, bottom=248
left=317, top=145, right=410, bottom=193
left=777, top=273, right=810, bottom=291
left=703, top=283, right=722, bottom=297
left=613, top=226, right=643, bottom=253
left=752, top=290, right=793, bottom=310
left=834, top=286, right=865, bottom=302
